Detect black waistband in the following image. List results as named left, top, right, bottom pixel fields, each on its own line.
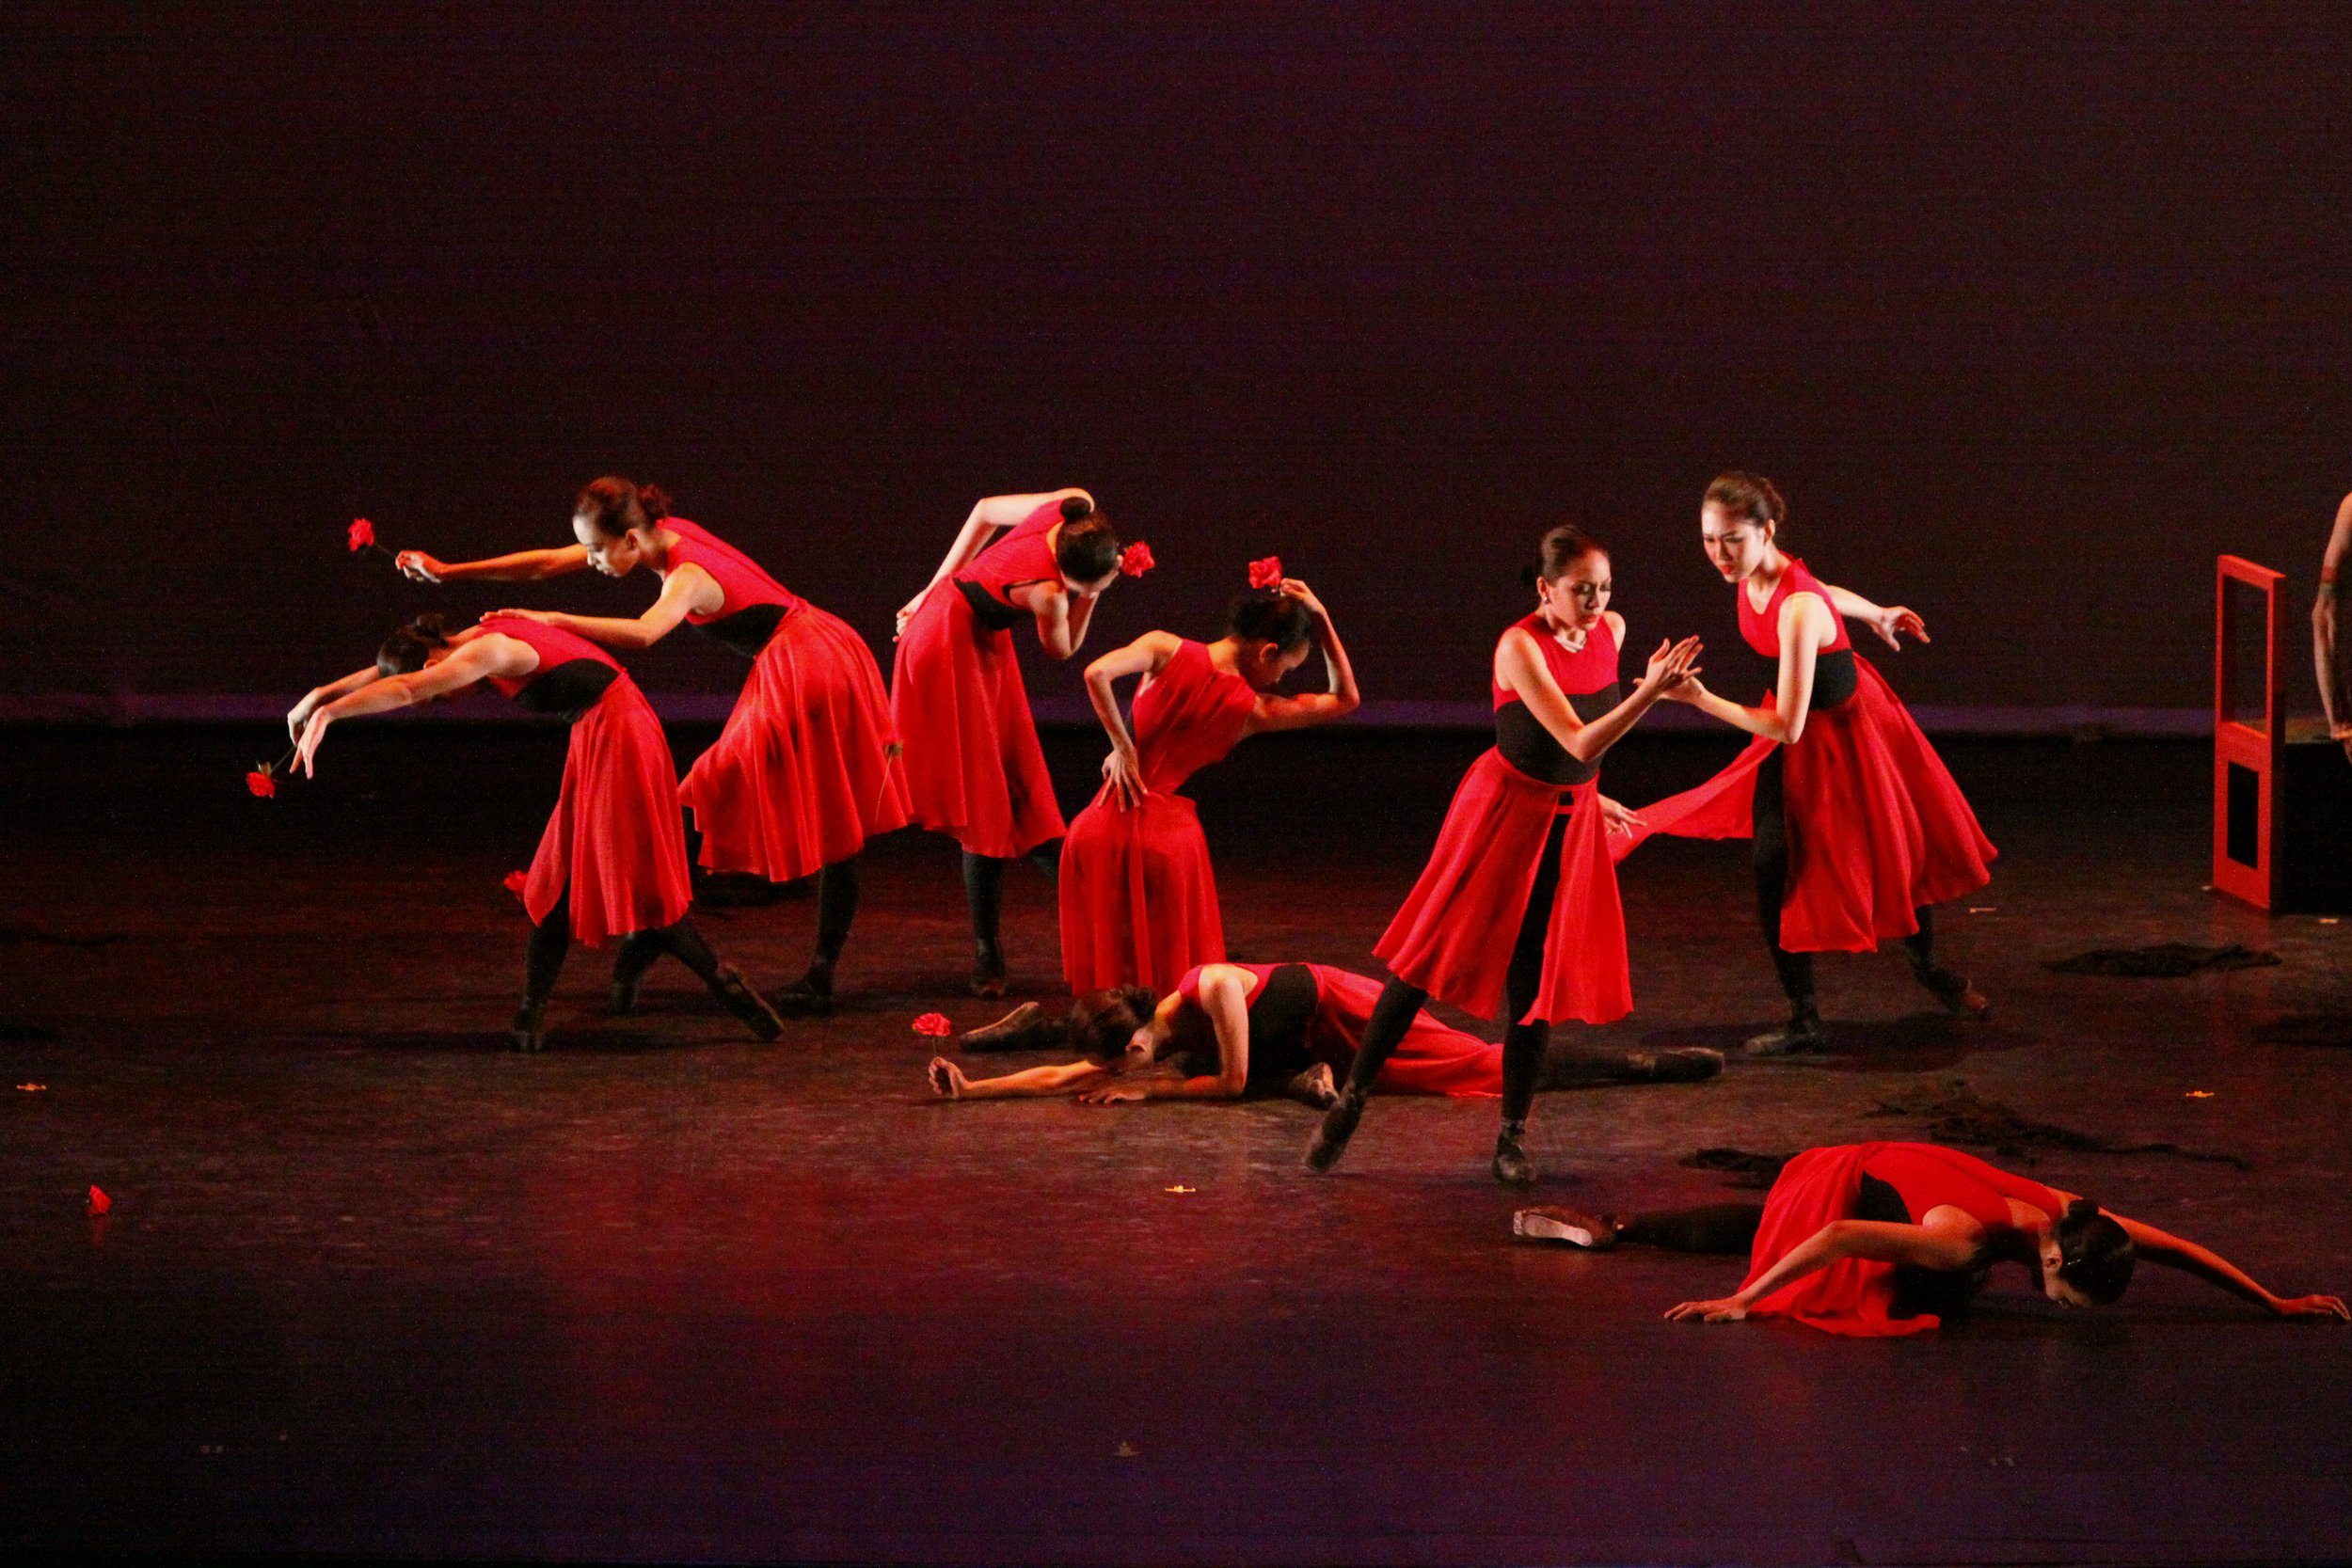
left=1242, top=963, right=1320, bottom=1090
left=954, top=576, right=1029, bottom=631
left=1747, top=646, right=1857, bottom=709
left=511, top=658, right=619, bottom=722
left=696, top=601, right=790, bottom=658
left=1493, top=683, right=1620, bottom=786
left=1853, top=1170, right=1987, bottom=1322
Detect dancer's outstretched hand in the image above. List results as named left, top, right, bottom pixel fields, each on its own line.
left=1076, top=1083, right=1147, bottom=1104
left=286, top=691, right=320, bottom=744
left=1871, top=605, right=1930, bottom=649
left=484, top=608, right=556, bottom=626
left=928, top=1056, right=968, bottom=1100
left=1664, top=1296, right=1748, bottom=1323
left=294, top=709, right=333, bottom=778
left=1101, top=745, right=1146, bottom=809
left=395, top=550, right=448, bottom=583
left=2269, top=1292, right=2351, bottom=1320
left=1661, top=673, right=1711, bottom=705
left=1642, top=636, right=1704, bottom=693
left=1598, top=796, right=1645, bottom=836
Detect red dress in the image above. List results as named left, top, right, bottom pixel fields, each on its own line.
left=1743, top=1141, right=2063, bottom=1336
left=889, top=500, right=1068, bottom=859
left=1374, top=614, right=1632, bottom=1025
left=1059, top=640, right=1258, bottom=994
left=663, top=519, right=911, bottom=883
left=1613, top=559, right=1995, bottom=952
left=1175, top=962, right=1502, bottom=1097
left=483, top=616, right=693, bottom=947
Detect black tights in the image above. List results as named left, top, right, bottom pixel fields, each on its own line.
left=1616, top=1203, right=1767, bottom=1255
left=1342, top=811, right=1570, bottom=1126
left=538, top=895, right=726, bottom=1006
left=809, top=857, right=860, bottom=967
left=961, top=842, right=1059, bottom=956
left=1752, top=748, right=1940, bottom=1018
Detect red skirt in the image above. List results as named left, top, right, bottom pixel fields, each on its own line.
left=679, top=605, right=912, bottom=883
left=1374, top=751, right=1631, bottom=1026
left=521, top=675, right=694, bottom=947
left=1059, top=788, right=1223, bottom=995
left=1612, top=657, right=1995, bottom=952
left=1742, top=1143, right=1943, bottom=1337
left=1301, top=964, right=1502, bottom=1097
left=888, top=586, right=1067, bottom=860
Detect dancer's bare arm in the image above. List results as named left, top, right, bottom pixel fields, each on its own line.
left=1666, top=1217, right=1979, bottom=1323
left=1497, top=614, right=1700, bottom=763
left=1662, top=593, right=1833, bottom=745
left=486, top=562, right=720, bottom=652
left=1248, top=579, right=1363, bottom=734
left=397, top=544, right=592, bottom=583
left=1818, top=580, right=1930, bottom=651
left=288, top=666, right=386, bottom=740
left=929, top=1056, right=1113, bottom=1101
left=2104, top=1210, right=2349, bottom=1319
left=1085, top=631, right=1183, bottom=807
left=1088, top=967, right=1252, bottom=1102
left=294, top=635, right=532, bottom=776
left=898, top=488, right=1092, bottom=635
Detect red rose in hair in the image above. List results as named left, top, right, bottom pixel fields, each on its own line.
left=912, top=1012, right=953, bottom=1037
left=348, top=517, right=376, bottom=552
left=246, top=770, right=278, bottom=799
left=87, top=1185, right=112, bottom=1216
left=1248, top=556, right=1283, bottom=591
left=503, top=870, right=531, bottom=897
left=1118, top=541, right=1155, bottom=578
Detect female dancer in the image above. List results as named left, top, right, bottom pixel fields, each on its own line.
left=1622, top=472, right=1997, bottom=1054
left=928, top=962, right=1720, bottom=1104
left=284, top=613, right=785, bottom=1051
left=891, top=489, right=1135, bottom=996
left=1060, top=574, right=1359, bottom=996
left=392, top=479, right=908, bottom=1014
left=1307, top=525, right=1701, bottom=1183
left=1513, top=1141, right=2348, bottom=1334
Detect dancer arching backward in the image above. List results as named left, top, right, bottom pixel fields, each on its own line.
left=891, top=489, right=1135, bottom=997
left=930, top=963, right=1719, bottom=1105
left=392, top=479, right=909, bottom=1015
left=1514, top=1141, right=2348, bottom=1335
left=1307, top=526, right=1702, bottom=1183
left=1060, top=575, right=1359, bottom=996
left=284, top=614, right=786, bottom=1052
left=1618, top=472, right=1997, bottom=1055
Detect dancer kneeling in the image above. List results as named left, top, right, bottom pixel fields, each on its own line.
left=930, top=962, right=1721, bottom=1104
left=1515, top=1141, right=2348, bottom=1335
left=285, top=613, right=786, bottom=1052
left=1060, top=571, right=1359, bottom=996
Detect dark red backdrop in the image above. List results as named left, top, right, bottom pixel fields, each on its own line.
left=8, top=2, right=2349, bottom=721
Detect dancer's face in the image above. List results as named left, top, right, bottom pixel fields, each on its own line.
left=2039, top=1232, right=2098, bottom=1308
left=575, top=512, right=646, bottom=578
left=1701, top=502, right=1774, bottom=582
left=1538, top=551, right=1611, bottom=631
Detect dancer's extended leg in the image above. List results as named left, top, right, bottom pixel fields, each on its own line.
left=1304, top=976, right=1430, bottom=1172
left=516, top=895, right=572, bottom=1053
left=1746, top=749, right=1823, bottom=1055
left=773, top=857, right=861, bottom=1016
left=1494, top=811, right=1570, bottom=1184
left=962, top=850, right=1008, bottom=998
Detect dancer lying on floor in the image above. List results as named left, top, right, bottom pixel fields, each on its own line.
left=286, top=613, right=785, bottom=1053
left=927, top=961, right=1720, bottom=1104
left=1514, top=1140, right=2348, bottom=1335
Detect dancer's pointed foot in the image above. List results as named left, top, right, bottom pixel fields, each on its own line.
left=770, top=962, right=836, bottom=1018
left=1492, top=1122, right=1538, bottom=1186
left=1304, top=1087, right=1368, bottom=1172
left=1743, top=1015, right=1827, bottom=1056
left=1283, top=1062, right=1339, bottom=1110
left=1513, top=1205, right=1618, bottom=1249
left=511, top=1000, right=548, bottom=1054
left=712, top=965, right=786, bottom=1041
left=956, top=1000, right=1047, bottom=1053
left=1920, top=966, right=1991, bottom=1019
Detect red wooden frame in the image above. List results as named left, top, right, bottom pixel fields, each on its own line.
left=2213, top=554, right=2285, bottom=909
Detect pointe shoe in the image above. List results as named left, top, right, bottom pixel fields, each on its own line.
left=1304, top=1087, right=1368, bottom=1173
left=712, top=965, right=786, bottom=1042
left=511, top=1000, right=548, bottom=1054
left=956, top=1000, right=1048, bottom=1053
left=1920, top=966, right=1991, bottom=1020
left=1492, top=1124, right=1538, bottom=1187
left=1283, top=1063, right=1340, bottom=1110
left=1743, top=1015, right=1827, bottom=1057
left=769, top=964, right=835, bottom=1018
left=1513, top=1205, right=1619, bottom=1249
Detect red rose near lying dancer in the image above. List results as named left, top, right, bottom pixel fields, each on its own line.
left=1617, top=472, right=1997, bottom=1054
left=1515, top=1141, right=2349, bottom=1334
left=284, top=613, right=785, bottom=1053
left=394, top=478, right=909, bottom=1017
left=890, top=488, right=1134, bottom=997
left=1060, top=573, right=1359, bottom=996
left=1307, top=525, right=1703, bottom=1184
left=929, top=961, right=1719, bottom=1105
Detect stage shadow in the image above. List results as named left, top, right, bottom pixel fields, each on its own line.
left=1640, top=1012, right=2022, bottom=1071
left=297, top=1027, right=683, bottom=1055
left=2251, top=1013, right=2352, bottom=1048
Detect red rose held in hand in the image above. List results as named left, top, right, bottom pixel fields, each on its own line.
left=912, top=1012, right=953, bottom=1037
left=348, top=517, right=376, bottom=552
left=502, top=870, right=531, bottom=897
left=246, top=769, right=278, bottom=799
left=1248, top=556, right=1283, bottom=591
left=1119, top=541, right=1155, bottom=578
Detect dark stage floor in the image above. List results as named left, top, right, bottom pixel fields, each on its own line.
left=6, top=724, right=2352, bottom=1565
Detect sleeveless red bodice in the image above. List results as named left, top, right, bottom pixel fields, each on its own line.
left=478, top=615, right=621, bottom=701
left=1492, top=611, right=1621, bottom=707
left=1737, top=557, right=1851, bottom=658
left=1131, top=640, right=1258, bottom=794
left=660, top=518, right=804, bottom=623
left=1858, top=1143, right=2061, bottom=1233
left=953, top=499, right=1062, bottom=609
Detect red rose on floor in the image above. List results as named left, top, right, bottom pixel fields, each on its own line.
left=348, top=517, right=376, bottom=552
left=1248, top=555, right=1283, bottom=590
left=1119, top=541, right=1155, bottom=578
left=87, top=1185, right=111, bottom=1216
left=502, top=870, right=531, bottom=897
left=246, top=769, right=278, bottom=799
left=912, top=1012, right=952, bottom=1037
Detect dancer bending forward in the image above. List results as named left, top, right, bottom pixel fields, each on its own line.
left=1515, top=1141, right=2348, bottom=1335
left=891, top=489, right=1136, bottom=996
left=1061, top=574, right=1359, bottom=996
left=1619, top=472, right=1996, bottom=1054
left=1308, top=525, right=1700, bottom=1183
left=286, top=613, right=785, bottom=1052
left=395, top=478, right=908, bottom=1015
left=930, top=962, right=1719, bottom=1104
